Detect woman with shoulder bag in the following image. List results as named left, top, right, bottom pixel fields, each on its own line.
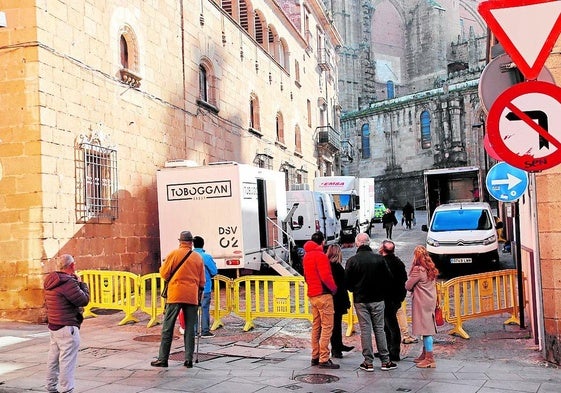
left=405, top=245, right=439, bottom=368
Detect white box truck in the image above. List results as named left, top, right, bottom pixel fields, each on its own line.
left=286, top=190, right=341, bottom=247
left=156, top=161, right=293, bottom=274
left=313, top=176, right=375, bottom=239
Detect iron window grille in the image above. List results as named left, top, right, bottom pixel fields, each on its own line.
left=76, top=140, right=118, bottom=223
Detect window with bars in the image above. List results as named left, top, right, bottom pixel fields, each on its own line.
left=76, top=141, right=118, bottom=223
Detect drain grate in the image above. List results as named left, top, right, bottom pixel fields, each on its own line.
left=134, top=334, right=179, bottom=342
left=169, top=351, right=221, bottom=362
left=282, top=384, right=303, bottom=390
left=293, top=373, right=340, bottom=384
left=81, top=347, right=122, bottom=358
left=90, top=308, right=121, bottom=315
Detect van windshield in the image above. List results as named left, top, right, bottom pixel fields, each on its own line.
left=332, top=194, right=353, bottom=213
left=431, top=209, right=493, bottom=231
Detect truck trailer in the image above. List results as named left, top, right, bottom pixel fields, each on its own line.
left=156, top=161, right=296, bottom=275
left=424, top=166, right=483, bottom=221
left=313, top=176, right=375, bottom=239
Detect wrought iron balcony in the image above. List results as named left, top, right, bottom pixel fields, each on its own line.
left=315, top=125, right=340, bottom=153
left=318, top=48, right=332, bottom=71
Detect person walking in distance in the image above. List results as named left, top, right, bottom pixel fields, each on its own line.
left=381, top=208, right=398, bottom=239
left=44, top=254, right=90, bottom=393
left=303, top=231, right=340, bottom=369
left=326, top=244, right=354, bottom=358
left=151, top=230, right=205, bottom=369
left=402, top=202, right=415, bottom=229
left=193, top=235, right=218, bottom=338
left=379, top=240, right=408, bottom=361
left=345, top=233, right=397, bottom=372
left=406, top=245, right=439, bottom=368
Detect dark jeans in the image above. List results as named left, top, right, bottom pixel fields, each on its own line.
left=330, top=311, right=344, bottom=353
left=158, top=303, right=198, bottom=362
left=384, top=300, right=402, bottom=359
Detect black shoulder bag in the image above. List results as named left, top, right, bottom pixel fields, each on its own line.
left=161, top=250, right=192, bottom=298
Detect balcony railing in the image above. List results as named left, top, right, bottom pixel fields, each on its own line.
left=318, top=48, right=332, bottom=71
left=315, top=125, right=340, bottom=153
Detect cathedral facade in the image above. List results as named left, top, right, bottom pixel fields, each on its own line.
left=330, top=0, right=488, bottom=208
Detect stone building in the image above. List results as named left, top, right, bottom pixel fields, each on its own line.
left=0, top=0, right=341, bottom=322
left=329, top=0, right=488, bottom=209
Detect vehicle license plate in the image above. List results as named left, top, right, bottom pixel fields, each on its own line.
left=450, top=257, right=472, bottom=264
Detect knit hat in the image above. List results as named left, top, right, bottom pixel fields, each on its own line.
left=179, top=231, right=193, bottom=242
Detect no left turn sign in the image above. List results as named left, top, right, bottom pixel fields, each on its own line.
left=487, top=81, right=561, bottom=172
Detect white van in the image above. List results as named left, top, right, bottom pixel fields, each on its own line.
left=422, top=202, right=503, bottom=277
left=286, top=190, right=341, bottom=247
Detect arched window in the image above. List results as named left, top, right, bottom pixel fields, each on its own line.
left=199, top=65, right=208, bottom=102
left=279, top=38, right=289, bottom=69
left=361, top=123, right=371, bottom=159
left=198, top=58, right=217, bottom=108
left=421, top=110, right=431, bottom=149
left=386, top=80, right=395, bottom=99
left=120, top=35, right=129, bottom=69
left=294, top=125, right=302, bottom=154
left=250, top=94, right=261, bottom=131
left=254, top=11, right=265, bottom=45
left=276, top=112, right=284, bottom=144
left=118, top=25, right=141, bottom=87
left=239, top=0, right=249, bottom=33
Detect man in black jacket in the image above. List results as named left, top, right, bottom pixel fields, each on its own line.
left=345, top=233, right=397, bottom=372
left=44, top=254, right=90, bottom=393
left=379, top=240, right=408, bottom=361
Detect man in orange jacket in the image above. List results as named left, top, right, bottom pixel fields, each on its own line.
left=303, top=231, right=339, bottom=369
left=151, top=230, right=205, bottom=369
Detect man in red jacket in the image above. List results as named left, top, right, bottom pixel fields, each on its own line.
left=44, top=254, right=90, bottom=393
left=303, top=231, right=339, bottom=369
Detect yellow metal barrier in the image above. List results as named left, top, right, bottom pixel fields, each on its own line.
left=210, top=275, right=234, bottom=331
left=440, top=269, right=520, bottom=339
left=78, top=270, right=139, bottom=326
left=233, top=275, right=312, bottom=331
left=138, top=273, right=166, bottom=328
left=343, top=295, right=358, bottom=337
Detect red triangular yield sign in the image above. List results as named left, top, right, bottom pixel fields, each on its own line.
left=478, top=0, right=561, bottom=80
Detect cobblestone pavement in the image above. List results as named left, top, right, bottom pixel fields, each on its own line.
left=1, top=210, right=554, bottom=393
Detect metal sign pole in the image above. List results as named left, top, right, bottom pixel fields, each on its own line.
left=513, top=200, right=525, bottom=329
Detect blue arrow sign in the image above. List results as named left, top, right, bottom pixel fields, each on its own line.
left=486, top=162, right=528, bottom=202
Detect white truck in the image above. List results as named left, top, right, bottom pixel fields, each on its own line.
left=156, top=161, right=297, bottom=275
left=286, top=189, right=341, bottom=247
left=313, top=176, right=375, bottom=239
left=424, top=166, right=483, bottom=221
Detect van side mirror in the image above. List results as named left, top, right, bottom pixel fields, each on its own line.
left=421, top=224, right=428, bottom=232
left=298, top=216, right=304, bottom=226
left=495, top=221, right=504, bottom=230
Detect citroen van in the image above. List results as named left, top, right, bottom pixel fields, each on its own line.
left=422, top=202, right=502, bottom=277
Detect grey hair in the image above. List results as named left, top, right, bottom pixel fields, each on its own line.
left=355, top=232, right=371, bottom=247
left=56, top=254, right=75, bottom=270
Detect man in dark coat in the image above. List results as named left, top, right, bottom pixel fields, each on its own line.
left=402, top=202, right=415, bottom=229
left=379, top=240, right=408, bottom=361
left=345, top=233, right=397, bottom=372
left=381, top=208, right=398, bottom=239
left=44, top=254, right=90, bottom=393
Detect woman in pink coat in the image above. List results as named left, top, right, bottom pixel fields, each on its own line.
left=405, top=245, right=439, bottom=368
